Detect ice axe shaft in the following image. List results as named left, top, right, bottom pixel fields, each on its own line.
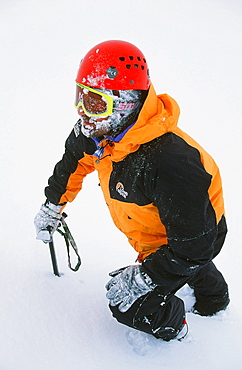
left=49, top=239, right=60, bottom=277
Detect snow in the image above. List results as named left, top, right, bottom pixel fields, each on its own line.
left=0, top=0, right=242, bottom=369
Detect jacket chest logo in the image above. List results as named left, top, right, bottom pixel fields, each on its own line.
left=116, top=182, right=128, bottom=199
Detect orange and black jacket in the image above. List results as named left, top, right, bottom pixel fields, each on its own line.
left=45, top=84, right=227, bottom=288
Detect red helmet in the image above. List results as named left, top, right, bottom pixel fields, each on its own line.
left=75, top=40, right=150, bottom=90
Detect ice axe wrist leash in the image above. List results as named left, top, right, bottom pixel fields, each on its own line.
left=56, top=212, right=82, bottom=272
left=48, top=212, right=81, bottom=276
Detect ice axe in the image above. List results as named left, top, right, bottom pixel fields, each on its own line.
left=37, top=228, right=60, bottom=276
left=47, top=213, right=81, bottom=276
left=48, top=237, right=60, bottom=277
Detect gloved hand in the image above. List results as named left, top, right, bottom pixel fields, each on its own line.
left=105, top=264, right=157, bottom=313
left=34, top=201, right=63, bottom=243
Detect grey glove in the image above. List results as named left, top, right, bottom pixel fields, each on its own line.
left=105, top=264, right=157, bottom=313
left=34, top=201, right=63, bottom=243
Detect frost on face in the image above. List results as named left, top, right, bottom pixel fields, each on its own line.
left=79, top=88, right=144, bottom=138
left=80, top=117, right=111, bottom=138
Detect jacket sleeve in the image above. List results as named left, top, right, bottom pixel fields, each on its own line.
left=142, top=133, right=218, bottom=289
left=45, top=120, right=97, bottom=204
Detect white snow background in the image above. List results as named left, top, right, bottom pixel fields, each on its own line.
left=0, top=0, right=242, bottom=369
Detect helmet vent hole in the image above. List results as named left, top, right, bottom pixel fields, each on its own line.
left=134, top=64, right=138, bottom=69
left=119, top=57, right=125, bottom=61
left=137, top=56, right=141, bottom=61
left=126, top=64, right=131, bottom=69
left=129, top=56, right=134, bottom=60
left=141, top=66, right=145, bottom=70
left=143, top=59, right=146, bottom=63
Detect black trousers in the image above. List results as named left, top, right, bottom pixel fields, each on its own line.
left=109, top=216, right=229, bottom=340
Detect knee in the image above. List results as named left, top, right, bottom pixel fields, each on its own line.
left=108, top=290, right=186, bottom=341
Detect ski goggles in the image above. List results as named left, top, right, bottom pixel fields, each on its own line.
left=74, top=83, right=114, bottom=117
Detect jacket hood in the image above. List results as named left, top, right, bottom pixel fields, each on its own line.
left=101, top=83, right=181, bottom=161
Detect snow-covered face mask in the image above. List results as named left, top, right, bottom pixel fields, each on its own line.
left=75, top=86, right=145, bottom=138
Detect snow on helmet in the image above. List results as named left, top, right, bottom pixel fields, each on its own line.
left=76, top=40, right=150, bottom=90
